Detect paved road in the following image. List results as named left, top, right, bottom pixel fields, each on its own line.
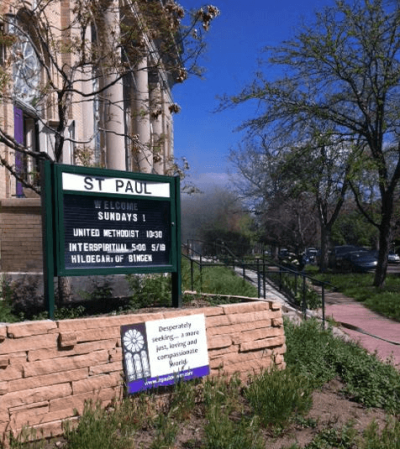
left=386, top=263, right=400, bottom=274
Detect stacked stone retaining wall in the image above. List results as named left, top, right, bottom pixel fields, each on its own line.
left=0, top=300, right=285, bottom=443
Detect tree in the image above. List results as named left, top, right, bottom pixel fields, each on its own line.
left=279, top=131, right=365, bottom=271
left=181, top=188, right=255, bottom=258
left=222, top=0, right=400, bottom=287
left=229, top=137, right=319, bottom=256
left=229, top=129, right=361, bottom=270
left=331, top=206, right=379, bottom=247
left=0, top=0, right=219, bottom=192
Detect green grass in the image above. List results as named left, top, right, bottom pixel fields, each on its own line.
left=0, top=258, right=258, bottom=323
left=181, top=258, right=258, bottom=297
left=284, top=318, right=400, bottom=412
left=360, top=417, right=400, bottom=449
left=245, top=366, right=313, bottom=430
left=313, top=272, right=400, bottom=322
left=125, top=258, right=258, bottom=310
left=286, top=418, right=400, bottom=449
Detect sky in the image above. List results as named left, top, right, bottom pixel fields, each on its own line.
left=173, top=0, right=334, bottom=192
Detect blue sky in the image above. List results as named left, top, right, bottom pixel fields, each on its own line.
left=173, top=0, right=334, bottom=191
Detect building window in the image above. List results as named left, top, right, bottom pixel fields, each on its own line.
left=13, top=107, right=39, bottom=196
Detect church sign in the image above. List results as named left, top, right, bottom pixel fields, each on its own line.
left=41, top=162, right=182, bottom=318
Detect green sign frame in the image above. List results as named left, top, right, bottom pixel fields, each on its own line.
left=41, top=161, right=182, bottom=318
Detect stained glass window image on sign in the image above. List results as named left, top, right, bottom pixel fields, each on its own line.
left=62, top=194, right=171, bottom=269
left=122, top=323, right=151, bottom=382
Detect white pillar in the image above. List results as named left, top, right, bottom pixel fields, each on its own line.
left=162, top=89, right=174, bottom=174
left=135, top=57, right=152, bottom=173
left=150, top=81, right=164, bottom=174
left=104, top=1, right=125, bottom=171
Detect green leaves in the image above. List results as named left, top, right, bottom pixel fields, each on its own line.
left=284, top=317, right=400, bottom=413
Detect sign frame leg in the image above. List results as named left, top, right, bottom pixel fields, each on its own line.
left=40, top=160, right=55, bottom=320
left=172, top=176, right=182, bottom=308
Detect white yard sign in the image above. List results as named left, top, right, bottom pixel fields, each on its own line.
left=121, top=314, right=209, bottom=394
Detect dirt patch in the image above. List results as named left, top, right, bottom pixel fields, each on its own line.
left=266, top=378, right=388, bottom=449
left=31, top=378, right=390, bottom=449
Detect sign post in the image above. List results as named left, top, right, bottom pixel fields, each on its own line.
left=41, top=163, right=182, bottom=317
left=41, top=160, right=56, bottom=319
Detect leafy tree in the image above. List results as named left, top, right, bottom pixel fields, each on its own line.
left=222, top=0, right=400, bottom=287
left=228, top=137, right=311, bottom=254
left=279, top=131, right=364, bottom=270
left=229, top=130, right=358, bottom=270
left=181, top=188, right=256, bottom=258
left=331, top=207, right=379, bottom=247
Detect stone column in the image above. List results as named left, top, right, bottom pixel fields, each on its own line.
left=135, top=57, right=152, bottom=173
left=150, top=81, right=164, bottom=174
left=162, top=89, right=174, bottom=174
left=104, top=0, right=125, bottom=171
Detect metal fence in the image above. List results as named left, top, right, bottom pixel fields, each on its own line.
left=182, top=241, right=329, bottom=328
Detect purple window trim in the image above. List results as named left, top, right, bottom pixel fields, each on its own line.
left=14, top=107, right=24, bottom=197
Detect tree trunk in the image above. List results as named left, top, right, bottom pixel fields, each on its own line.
left=373, top=223, right=391, bottom=288
left=373, top=189, right=395, bottom=288
left=319, top=225, right=331, bottom=272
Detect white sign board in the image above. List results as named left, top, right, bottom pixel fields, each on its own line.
left=121, top=314, right=209, bottom=393
left=62, top=172, right=171, bottom=198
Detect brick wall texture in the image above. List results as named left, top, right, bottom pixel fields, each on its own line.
left=0, top=300, right=286, bottom=443
left=0, top=199, right=43, bottom=272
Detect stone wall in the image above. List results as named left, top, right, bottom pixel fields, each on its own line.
left=0, top=300, right=286, bottom=443
left=0, top=199, right=42, bottom=272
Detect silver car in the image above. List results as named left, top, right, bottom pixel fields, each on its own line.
left=388, top=251, right=400, bottom=263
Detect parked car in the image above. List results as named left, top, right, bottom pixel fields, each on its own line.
left=388, top=251, right=400, bottom=263
left=342, top=250, right=378, bottom=272
left=278, top=248, right=289, bottom=261
left=329, top=245, right=361, bottom=269
left=305, top=248, right=318, bottom=264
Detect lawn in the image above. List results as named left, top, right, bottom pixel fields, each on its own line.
left=0, top=259, right=258, bottom=323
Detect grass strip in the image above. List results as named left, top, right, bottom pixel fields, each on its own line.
left=312, top=272, right=400, bottom=322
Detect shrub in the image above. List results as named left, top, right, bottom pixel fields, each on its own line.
left=360, top=417, right=400, bottom=449
left=0, top=277, right=18, bottom=323
left=284, top=318, right=400, bottom=412
left=202, top=374, right=264, bottom=449
left=204, top=407, right=264, bottom=449
left=63, top=401, right=133, bottom=449
left=0, top=275, right=44, bottom=321
left=126, top=273, right=172, bottom=309
left=245, top=366, right=313, bottom=430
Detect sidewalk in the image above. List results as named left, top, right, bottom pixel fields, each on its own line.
left=324, top=297, right=400, bottom=370
left=233, top=264, right=400, bottom=370
left=309, top=285, right=400, bottom=369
